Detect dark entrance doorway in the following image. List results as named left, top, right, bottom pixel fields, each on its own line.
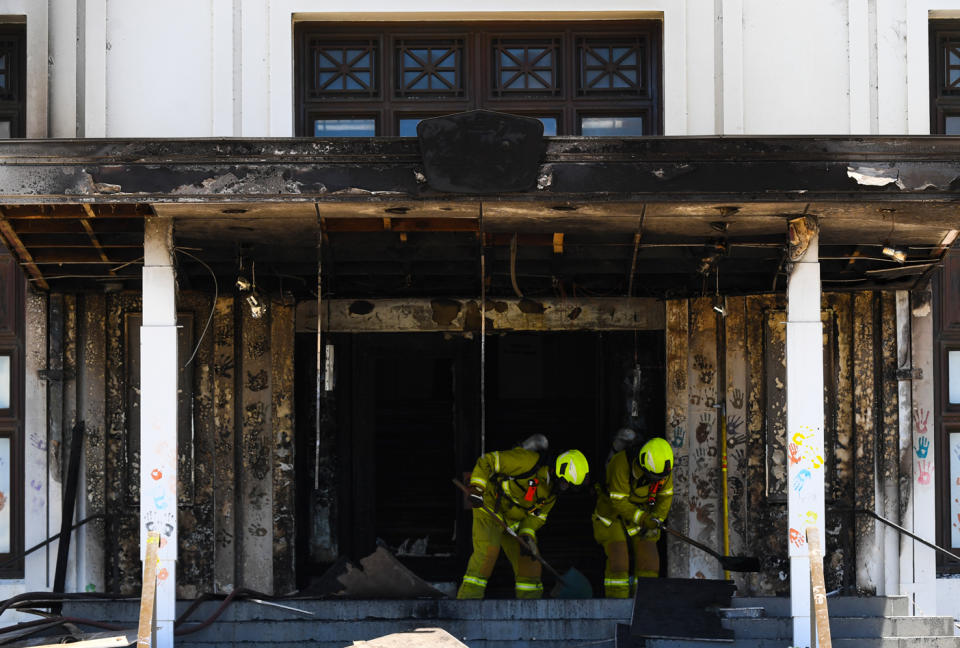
left=296, top=329, right=664, bottom=594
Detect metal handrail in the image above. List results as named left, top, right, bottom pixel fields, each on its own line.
left=0, top=513, right=104, bottom=570
left=848, top=507, right=960, bottom=563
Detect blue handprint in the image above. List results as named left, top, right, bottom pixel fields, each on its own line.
left=792, top=469, right=811, bottom=492
left=917, top=436, right=930, bottom=459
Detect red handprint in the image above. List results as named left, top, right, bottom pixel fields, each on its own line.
left=918, top=460, right=933, bottom=486
left=788, top=443, right=801, bottom=465
left=789, top=528, right=805, bottom=549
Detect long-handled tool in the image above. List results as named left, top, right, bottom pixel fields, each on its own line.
left=656, top=519, right=761, bottom=572
left=453, top=478, right=593, bottom=598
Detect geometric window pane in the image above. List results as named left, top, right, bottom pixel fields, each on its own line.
left=0, top=355, right=8, bottom=408
left=398, top=118, right=422, bottom=137
left=536, top=117, right=558, bottom=136
left=580, top=115, right=644, bottom=136
left=950, top=350, right=960, bottom=404
left=314, top=119, right=376, bottom=137
left=492, top=39, right=561, bottom=97
left=578, top=38, right=644, bottom=95
left=948, top=116, right=960, bottom=135
left=0, top=437, right=9, bottom=554
left=395, top=40, right=464, bottom=97
left=310, top=39, right=378, bottom=98
left=946, top=39, right=960, bottom=94
left=0, top=121, right=9, bottom=139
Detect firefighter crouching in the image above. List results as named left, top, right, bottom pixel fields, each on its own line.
left=593, top=437, right=674, bottom=598
left=457, top=445, right=590, bottom=599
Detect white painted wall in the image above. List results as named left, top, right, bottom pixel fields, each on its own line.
left=4, top=0, right=960, bottom=623
left=8, top=0, right=957, bottom=137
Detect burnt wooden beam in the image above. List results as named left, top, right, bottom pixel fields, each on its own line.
left=0, top=206, right=49, bottom=290
left=81, top=204, right=115, bottom=272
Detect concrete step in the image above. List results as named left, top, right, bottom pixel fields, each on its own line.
left=720, top=615, right=955, bottom=639
left=728, top=595, right=910, bottom=618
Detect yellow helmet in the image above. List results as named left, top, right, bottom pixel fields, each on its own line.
left=637, top=437, right=673, bottom=480
left=555, top=449, right=589, bottom=486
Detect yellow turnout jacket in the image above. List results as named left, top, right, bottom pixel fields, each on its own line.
left=594, top=449, right=673, bottom=536
left=468, top=447, right=557, bottom=540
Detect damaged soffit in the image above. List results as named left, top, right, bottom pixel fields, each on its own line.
left=0, top=136, right=956, bottom=296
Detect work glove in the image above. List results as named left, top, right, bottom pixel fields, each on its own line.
left=518, top=534, right=539, bottom=558
left=468, top=486, right=484, bottom=509
left=641, top=514, right=661, bottom=530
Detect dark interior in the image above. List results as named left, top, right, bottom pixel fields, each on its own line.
left=295, top=329, right=664, bottom=595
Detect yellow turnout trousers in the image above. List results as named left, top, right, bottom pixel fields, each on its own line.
left=592, top=516, right=659, bottom=598
left=457, top=508, right=543, bottom=599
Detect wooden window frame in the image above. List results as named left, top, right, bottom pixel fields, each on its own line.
left=929, top=20, right=960, bottom=134
left=0, top=252, right=23, bottom=577
left=295, top=20, right=663, bottom=136
left=0, top=23, right=26, bottom=138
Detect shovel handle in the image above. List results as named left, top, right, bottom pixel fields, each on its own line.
left=452, top=478, right=567, bottom=585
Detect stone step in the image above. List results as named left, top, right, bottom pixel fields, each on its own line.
left=720, top=615, right=955, bottom=639
left=646, top=639, right=960, bottom=648
left=728, top=595, right=910, bottom=618
left=62, top=598, right=635, bottom=623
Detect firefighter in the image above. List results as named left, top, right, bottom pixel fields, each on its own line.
left=593, top=436, right=673, bottom=598
left=457, top=444, right=590, bottom=599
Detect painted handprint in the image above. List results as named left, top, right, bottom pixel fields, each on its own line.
left=671, top=425, right=686, bottom=449
left=792, top=469, right=812, bottom=492
left=916, top=436, right=930, bottom=459
left=789, top=528, right=805, bottom=548
left=918, top=460, right=932, bottom=486
left=726, top=415, right=743, bottom=435
left=915, top=409, right=930, bottom=435
left=696, top=413, right=714, bottom=443
left=788, top=443, right=802, bottom=465
left=730, top=388, right=745, bottom=409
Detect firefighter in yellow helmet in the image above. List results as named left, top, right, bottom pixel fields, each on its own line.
left=593, top=436, right=674, bottom=598
left=457, top=444, right=589, bottom=599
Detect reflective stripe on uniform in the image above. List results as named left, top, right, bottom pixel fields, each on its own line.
left=494, top=452, right=500, bottom=473
left=518, top=527, right=536, bottom=538
left=626, top=525, right=641, bottom=536
left=604, top=578, right=630, bottom=587
left=532, top=512, right=548, bottom=522
left=516, top=582, right=543, bottom=591
left=470, top=476, right=487, bottom=488
left=633, top=509, right=644, bottom=525
left=662, top=488, right=673, bottom=495
left=595, top=514, right=613, bottom=527
left=609, top=492, right=628, bottom=500
left=462, top=575, right=488, bottom=588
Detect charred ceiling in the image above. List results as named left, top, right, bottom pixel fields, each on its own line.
left=0, top=136, right=957, bottom=297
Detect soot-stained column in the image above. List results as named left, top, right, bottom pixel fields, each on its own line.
left=785, top=217, right=825, bottom=648
left=140, top=217, right=178, bottom=648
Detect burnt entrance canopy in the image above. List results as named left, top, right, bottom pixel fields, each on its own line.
left=0, top=135, right=957, bottom=592
left=0, top=136, right=956, bottom=296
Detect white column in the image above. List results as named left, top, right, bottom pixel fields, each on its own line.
left=910, top=288, right=936, bottom=615
left=786, top=221, right=826, bottom=648
left=140, top=218, right=178, bottom=648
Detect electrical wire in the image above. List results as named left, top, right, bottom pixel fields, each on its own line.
left=174, top=248, right=218, bottom=369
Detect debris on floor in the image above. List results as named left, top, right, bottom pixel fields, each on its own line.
left=349, top=627, right=469, bottom=647
left=311, top=546, right=449, bottom=599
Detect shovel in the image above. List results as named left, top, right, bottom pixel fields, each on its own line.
left=656, top=519, right=762, bottom=572
left=452, top=478, right=593, bottom=598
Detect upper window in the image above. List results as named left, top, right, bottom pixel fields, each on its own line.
left=0, top=23, right=25, bottom=139
left=930, top=21, right=960, bottom=134
left=295, top=21, right=662, bottom=136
